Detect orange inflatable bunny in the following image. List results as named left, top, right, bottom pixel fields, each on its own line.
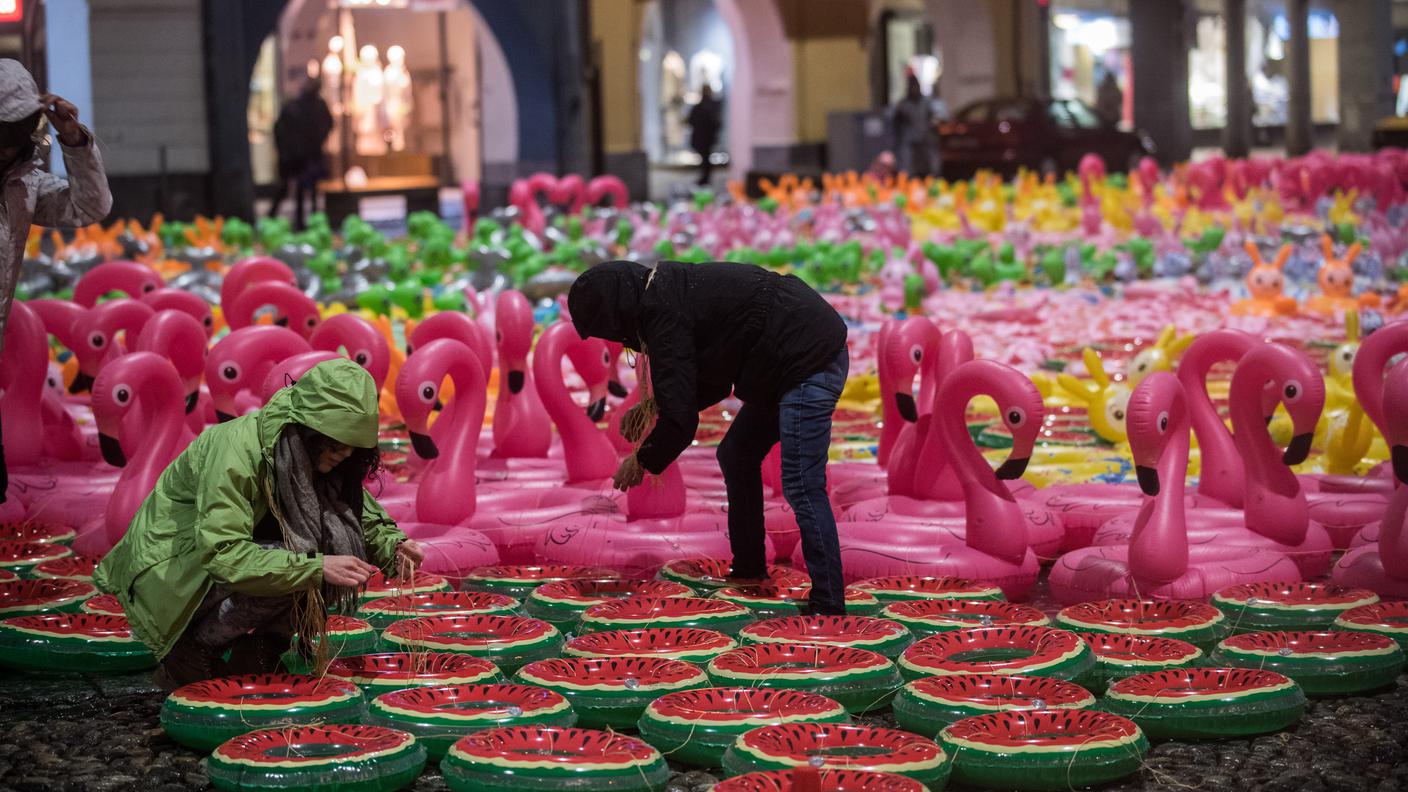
left=1303, top=234, right=1381, bottom=315
left=1230, top=241, right=1298, bottom=317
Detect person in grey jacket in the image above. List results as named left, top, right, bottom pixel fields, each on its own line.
left=0, top=59, right=113, bottom=503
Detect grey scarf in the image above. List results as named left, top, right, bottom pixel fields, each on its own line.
left=273, top=426, right=368, bottom=617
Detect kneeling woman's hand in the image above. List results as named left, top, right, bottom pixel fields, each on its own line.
left=395, top=539, right=425, bottom=579
left=324, top=555, right=380, bottom=587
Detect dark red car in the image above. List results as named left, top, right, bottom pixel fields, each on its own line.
left=938, top=97, right=1155, bottom=178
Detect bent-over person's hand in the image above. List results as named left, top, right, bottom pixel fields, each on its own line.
left=323, top=555, right=378, bottom=587
left=612, top=455, right=645, bottom=492
left=619, top=403, right=649, bottom=443
left=39, top=94, right=86, bottom=148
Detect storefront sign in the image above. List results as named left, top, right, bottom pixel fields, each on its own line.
left=0, top=0, right=23, bottom=25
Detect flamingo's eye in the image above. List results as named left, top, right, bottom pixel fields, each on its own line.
left=1157, top=411, right=1169, bottom=434
left=910, top=345, right=922, bottom=364
left=114, top=384, right=132, bottom=405
left=418, top=381, right=437, bottom=404
left=1283, top=380, right=1303, bottom=403
left=89, top=333, right=106, bottom=349
left=1005, top=407, right=1026, bottom=427
left=221, top=362, right=242, bottom=382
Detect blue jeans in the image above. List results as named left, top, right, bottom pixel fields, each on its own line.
left=717, top=348, right=849, bottom=614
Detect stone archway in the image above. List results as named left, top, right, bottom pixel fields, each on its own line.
left=714, top=0, right=796, bottom=179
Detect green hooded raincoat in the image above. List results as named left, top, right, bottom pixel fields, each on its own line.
left=94, top=358, right=405, bottom=659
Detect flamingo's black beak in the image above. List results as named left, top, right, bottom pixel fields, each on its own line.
left=68, top=372, right=94, bottom=394
left=895, top=393, right=918, bottom=423
left=185, top=392, right=199, bottom=414
left=100, top=434, right=127, bottom=467
left=1283, top=433, right=1313, bottom=466
left=216, top=410, right=236, bottom=423
left=586, top=398, right=607, bottom=422
left=410, top=432, right=439, bottom=460
left=994, top=456, right=1029, bottom=480
left=1135, top=465, right=1160, bottom=496
left=1392, top=445, right=1408, bottom=485
left=507, top=370, right=526, bottom=394
left=608, top=380, right=628, bottom=399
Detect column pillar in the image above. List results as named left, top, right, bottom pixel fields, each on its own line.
left=1223, top=0, right=1250, bottom=158
left=1284, top=0, right=1312, bottom=155
left=44, top=0, right=93, bottom=179
left=1336, top=0, right=1394, bottom=152
left=1131, top=0, right=1191, bottom=164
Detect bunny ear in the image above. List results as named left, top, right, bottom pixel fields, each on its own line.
left=1057, top=373, right=1097, bottom=404
left=1322, top=234, right=1335, bottom=259
left=1243, top=240, right=1264, bottom=265
left=1155, top=325, right=1177, bottom=350
left=1169, top=332, right=1196, bottom=358
left=1082, top=347, right=1111, bottom=389
left=1272, top=245, right=1292, bottom=271
left=1346, top=309, right=1361, bottom=343
left=1345, top=242, right=1362, bottom=266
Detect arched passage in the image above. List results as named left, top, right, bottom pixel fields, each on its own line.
left=715, top=0, right=795, bottom=179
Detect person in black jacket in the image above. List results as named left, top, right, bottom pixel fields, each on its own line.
left=569, top=260, right=850, bottom=614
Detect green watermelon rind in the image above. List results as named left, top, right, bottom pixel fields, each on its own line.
left=206, top=726, right=426, bottom=792
left=381, top=616, right=564, bottom=675
left=721, top=726, right=950, bottom=789
left=358, top=592, right=521, bottom=630
left=326, top=653, right=504, bottom=694
left=462, top=566, right=621, bottom=600
left=0, top=580, right=95, bottom=618
left=1095, top=671, right=1307, bottom=738
left=897, top=629, right=1096, bottom=682
left=636, top=689, right=849, bottom=769
left=738, top=617, right=915, bottom=659
left=1212, top=585, right=1379, bottom=633
left=705, top=646, right=902, bottom=714
left=525, top=580, right=694, bottom=627
left=892, top=676, right=1096, bottom=738
left=0, top=616, right=155, bottom=674
left=162, top=684, right=367, bottom=753
left=939, top=712, right=1148, bottom=791
left=516, top=658, right=709, bottom=730
left=357, top=573, right=451, bottom=602
left=1334, top=603, right=1408, bottom=653
left=657, top=560, right=805, bottom=591
left=441, top=729, right=669, bottom=792
left=0, top=522, right=76, bottom=544
left=1055, top=607, right=1229, bottom=650
left=1210, top=635, right=1406, bottom=696
left=0, top=542, right=70, bottom=574
left=710, top=587, right=882, bottom=618
left=881, top=600, right=1050, bottom=636
left=849, top=576, right=1006, bottom=604
left=578, top=597, right=755, bottom=636
left=366, top=685, right=579, bottom=761
left=1078, top=635, right=1205, bottom=691
left=563, top=628, right=738, bottom=664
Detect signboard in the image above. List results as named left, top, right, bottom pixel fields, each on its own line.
left=0, top=0, right=23, bottom=24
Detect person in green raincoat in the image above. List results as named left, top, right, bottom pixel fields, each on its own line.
left=95, top=359, right=423, bottom=690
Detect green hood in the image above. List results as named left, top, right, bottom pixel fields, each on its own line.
left=257, top=358, right=380, bottom=456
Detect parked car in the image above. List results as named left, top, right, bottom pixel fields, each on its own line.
left=938, top=97, right=1155, bottom=178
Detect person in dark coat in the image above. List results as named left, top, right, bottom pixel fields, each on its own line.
left=270, top=79, right=334, bottom=230
left=687, top=84, right=723, bottom=186
left=568, top=260, right=851, bottom=614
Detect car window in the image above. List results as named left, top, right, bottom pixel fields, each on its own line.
left=1049, top=102, right=1077, bottom=129
left=993, top=102, right=1029, bottom=123
left=1065, top=101, right=1104, bottom=129
left=957, top=102, right=991, bottom=123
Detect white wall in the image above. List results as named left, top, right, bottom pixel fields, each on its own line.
left=927, top=0, right=997, bottom=113
left=88, top=0, right=209, bottom=176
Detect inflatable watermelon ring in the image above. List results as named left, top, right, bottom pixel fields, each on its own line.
left=161, top=674, right=367, bottom=752
left=706, top=643, right=901, bottom=713
left=1211, top=630, right=1407, bottom=696
left=564, top=627, right=738, bottom=664
left=722, top=723, right=949, bottom=788
left=637, top=687, right=848, bottom=768
left=712, top=769, right=928, bottom=792
left=0, top=579, right=95, bottom=617
left=30, top=555, right=97, bottom=581
left=0, top=521, right=75, bottom=544
left=80, top=593, right=124, bottom=616
left=283, top=615, right=380, bottom=673
left=0, top=613, right=155, bottom=674
left=1056, top=599, right=1229, bottom=650
left=367, top=683, right=577, bottom=760
left=1212, top=582, right=1380, bottom=632
left=526, top=578, right=693, bottom=627
left=940, top=709, right=1147, bottom=790
left=463, top=565, right=620, bottom=600
left=657, top=559, right=807, bottom=591
left=739, top=616, right=914, bottom=659
left=207, top=724, right=426, bottom=792
left=517, top=656, right=706, bottom=730
left=898, top=626, right=1095, bottom=682
left=892, top=674, right=1096, bottom=737
left=359, top=591, right=520, bottom=630
left=881, top=599, right=1050, bottom=636
left=850, top=576, right=1005, bottom=604
left=441, top=726, right=669, bottom=792
left=1334, top=602, right=1408, bottom=651
left=712, top=584, right=881, bottom=618
left=578, top=596, right=753, bottom=635
left=381, top=614, right=562, bottom=674
left=327, top=651, right=502, bottom=695
left=0, top=569, right=14, bottom=583
left=1097, top=668, right=1307, bottom=738
left=360, top=570, right=451, bottom=601
left=0, top=541, right=70, bottom=575
left=1078, top=633, right=1203, bottom=690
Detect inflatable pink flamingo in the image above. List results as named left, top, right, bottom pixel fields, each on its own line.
left=71, top=352, right=193, bottom=556
left=72, top=260, right=162, bottom=306
left=491, top=290, right=552, bottom=458
left=1338, top=320, right=1408, bottom=496
left=410, top=311, right=493, bottom=373
left=219, top=256, right=297, bottom=315
left=258, top=350, right=341, bottom=402
left=142, top=288, right=214, bottom=339
left=67, top=299, right=155, bottom=394
left=224, top=281, right=320, bottom=339
left=1048, top=373, right=1301, bottom=604
left=309, top=313, right=390, bottom=393
left=205, top=326, right=311, bottom=421
left=835, top=331, right=1064, bottom=559
left=134, top=310, right=209, bottom=434
left=585, top=175, right=629, bottom=209
left=1333, top=360, right=1408, bottom=596
left=26, top=298, right=85, bottom=356
left=823, top=360, right=1044, bottom=599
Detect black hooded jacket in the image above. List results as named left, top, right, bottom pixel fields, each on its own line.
left=569, top=260, right=848, bottom=474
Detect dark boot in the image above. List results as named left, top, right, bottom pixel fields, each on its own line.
left=153, top=634, right=217, bottom=692
left=222, top=632, right=292, bottom=676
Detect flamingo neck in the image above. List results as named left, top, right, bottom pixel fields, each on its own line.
left=534, top=333, right=614, bottom=483
left=1379, top=486, right=1408, bottom=577
left=1352, top=323, right=1408, bottom=435
left=423, top=355, right=486, bottom=520
left=120, top=372, right=186, bottom=488
left=935, top=379, right=1027, bottom=564
left=0, top=311, right=47, bottom=460
left=1129, top=406, right=1190, bottom=583
left=1178, top=331, right=1252, bottom=507
left=1229, top=360, right=1308, bottom=545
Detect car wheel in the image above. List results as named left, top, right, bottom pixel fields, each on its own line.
left=1039, top=157, right=1060, bottom=178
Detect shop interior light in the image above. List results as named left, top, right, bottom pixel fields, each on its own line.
left=1053, top=13, right=1080, bottom=30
